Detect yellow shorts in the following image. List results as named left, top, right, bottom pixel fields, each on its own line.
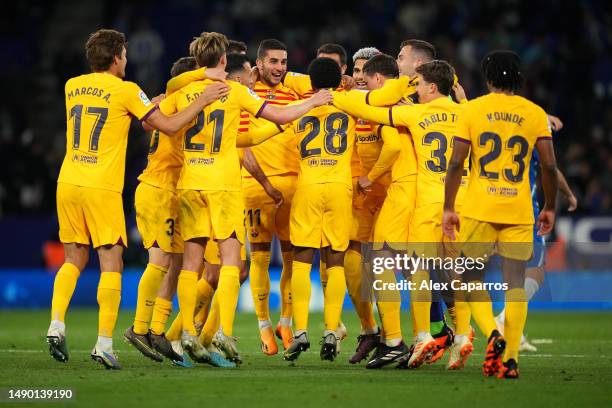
left=203, top=230, right=247, bottom=265
left=243, top=174, right=297, bottom=243
left=179, top=189, right=245, bottom=244
left=372, top=180, right=416, bottom=250
left=350, top=177, right=386, bottom=243
left=459, top=216, right=533, bottom=261
left=56, top=182, right=127, bottom=248
left=290, top=183, right=352, bottom=251
left=409, top=203, right=444, bottom=258
left=134, top=182, right=183, bottom=253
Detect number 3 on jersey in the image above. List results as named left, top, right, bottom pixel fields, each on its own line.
left=422, top=131, right=467, bottom=176
left=298, top=112, right=348, bottom=158
left=184, top=109, right=224, bottom=152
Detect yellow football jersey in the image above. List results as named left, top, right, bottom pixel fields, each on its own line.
left=356, top=119, right=390, bottom=185
left=282, top=72, right=353, bottom=100
left=350, top=141, right=362, bottom=178
left=457, top=93, right=552, bottom=224
left=58, top=72, right=156, bottom=192
left=385, top=98, right=470, bottom=205
left=333, top=91, right=418, bottom=183
left=281, top=72, right=314, bottom=99
left=366, top=74, right=460, bottom=105
left=242, top=81, right=301, bottom=177
left=159, top=79, right=267, bottom=191
left=137, top=129, right=183, bottom=191
left=289, top=105, right=356, bottom=187
left=137, top=73, right=203, bottom=191
left=390, top=126, right=418, bottom=182
left=165, top=67, right=206, bottom=95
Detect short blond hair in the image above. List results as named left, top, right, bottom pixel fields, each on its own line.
left=189, top=32, right=228, bottom=68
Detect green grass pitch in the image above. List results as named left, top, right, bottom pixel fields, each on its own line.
left=1, top=310, right=611, bottom=407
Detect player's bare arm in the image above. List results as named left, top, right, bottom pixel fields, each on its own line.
left=547, top=114, right=563, bottom=131
left=556, top=169, right=577, bottom=211
left=443, top=137, right=470, bottom=240
left=535, top=137, right=559, bottom=236
left=259, top=89, right=333, bottom=124
left=235, top=122, right=286, bottom=147
left=144, top=82, right=230, bottom=135
left=241, top=148, right=284, bottom=208
left=452, top=82, right=467, bottom=103
left=142, top=94, right=166, bottom=132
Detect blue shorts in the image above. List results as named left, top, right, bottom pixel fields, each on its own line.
left=528, top=226, right=546, bottom=268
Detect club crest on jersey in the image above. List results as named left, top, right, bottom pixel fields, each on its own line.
left=139, top=90, right=152, bottom=106
left=265, top=90, right=275, bottom=100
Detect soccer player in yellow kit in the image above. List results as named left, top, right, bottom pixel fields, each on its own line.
left=354, top=40, right=465, bottom=362
left=443, top=50, right=558, bottom=379
left=337, top=60, right=472, bottom=369
left=244, top=39, right=301, bottom=355
left=47, top=29, right=225, bottom=370
left=280, top=43, right=356, bottom=350
left=349, top=49, right=404, bottom=365
left=124, top=56, right=230, bottom=365
left=157, top=32, right=332, bottom=364
left=283, top=57, right=360, bottom=362
left=333, top=54, right=428, bottom=369
left=156, top=53, right=285, bottom=368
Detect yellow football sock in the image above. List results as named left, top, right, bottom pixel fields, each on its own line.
left=249, top=251, right=271, bottom=322
left=377, top=301, right=402, bottom=340
left=411, top=270, right=431, bottom=334
left=454, top=290, right=472, bottom=337
left=217, top=265, right=240, bottom=336
left=324, top=266, right=346, bottom=331
left=166, top=312, right=182, bottom=341
left=447, top=306, right=457, bottom=327
left=467, top=281, right=497, bottom=338
left=292, top=260, right=312, bottom=331
left=345, top=249, right=377, bottom=331
left=200, top=294, right=220, bottom=347
left=194, top=278, right=214, bottom=328
left=51, top=263, right=80, bottom=322
left=196, top=278, right=214, bottom=313
left=133, top=263, right=167, bottom=335
left=410, top=300, right=417, bottom=338
left=97, top=272, right=121, bottom=337
left=320, top=259, right=327, bottom=291
left=376, top=268, right=402, bottom=340
left=177, top=270, right=198, bottom=336
left=150, top=297, right=172, bottom=335
left=280, top=251, right=293, bottom=319
left=504, top=288, right=528, bottom=362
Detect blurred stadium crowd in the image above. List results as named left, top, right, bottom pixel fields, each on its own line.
left=1, top=0, right=611, bottom=221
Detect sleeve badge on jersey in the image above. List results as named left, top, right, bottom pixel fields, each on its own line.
left=247, top=88, right=262, bottom=100
left=139, top=90, right=152, bottom=106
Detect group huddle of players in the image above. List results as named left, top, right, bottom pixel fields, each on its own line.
left=45, top=27, right=575, bottom=380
